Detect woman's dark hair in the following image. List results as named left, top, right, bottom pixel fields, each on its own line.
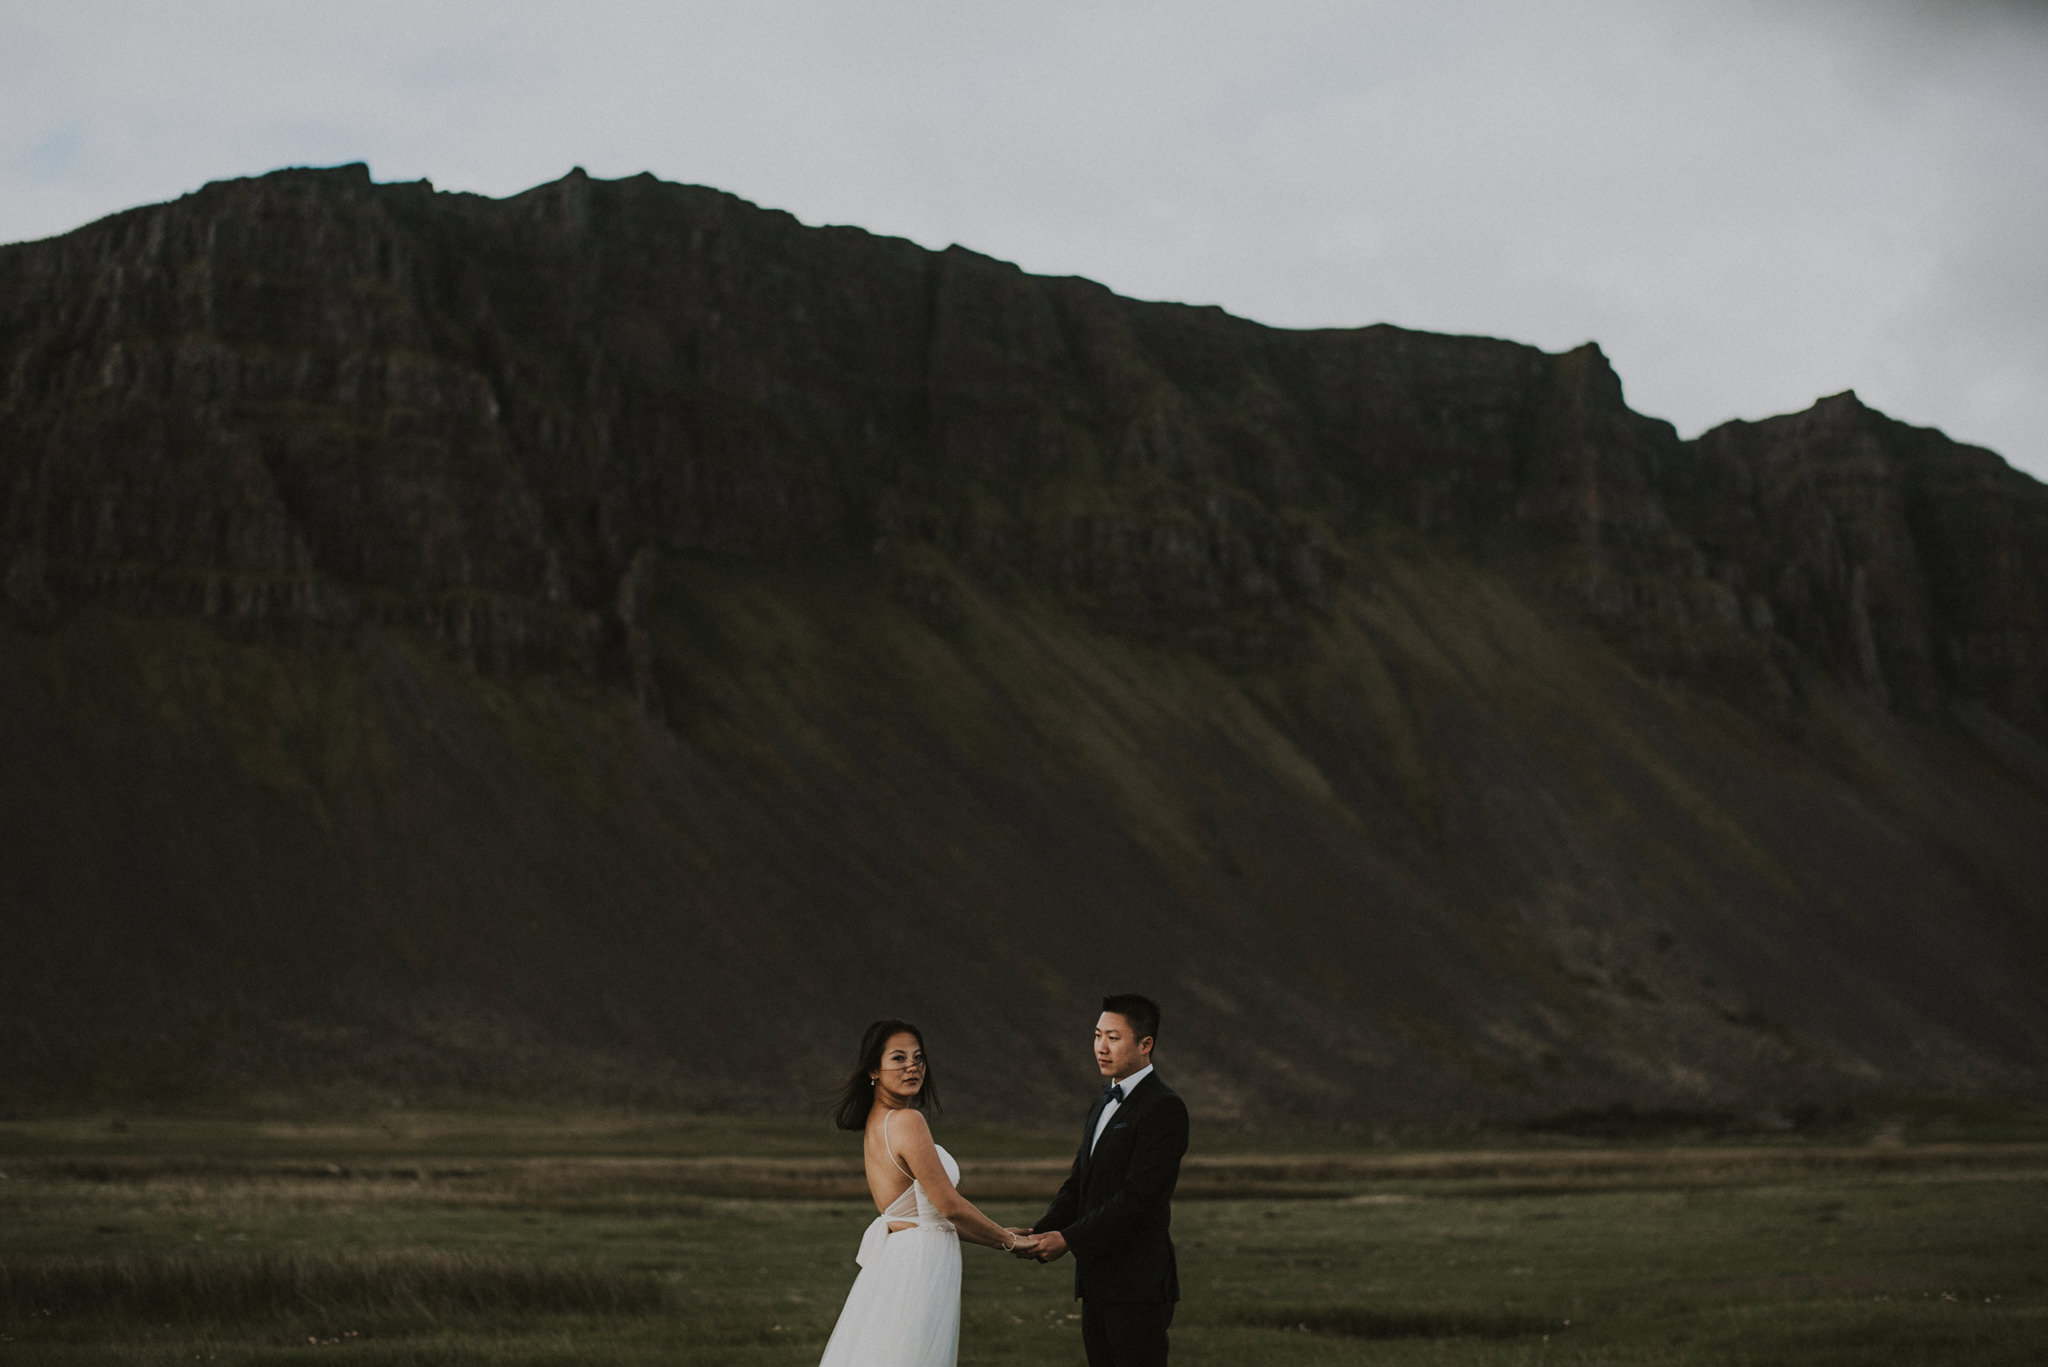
left=832, top=1018, right=942, bottom=1131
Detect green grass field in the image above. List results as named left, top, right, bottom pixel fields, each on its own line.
left=3, top=1111, right=2045, bottom=1365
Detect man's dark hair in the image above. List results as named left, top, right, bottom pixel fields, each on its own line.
left=1101, top=993, right=1161, bottom=1045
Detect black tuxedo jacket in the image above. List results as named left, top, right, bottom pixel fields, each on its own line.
left=1035, top=1071, right=1189, bottom=1305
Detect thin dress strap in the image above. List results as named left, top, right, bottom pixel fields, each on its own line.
left=881, top=1108, right=914, bottom=1180
left=855, top=1111, right=931, bottom=1268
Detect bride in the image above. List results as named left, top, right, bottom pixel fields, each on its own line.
left=817, top=1019, right=1040, bottom=1367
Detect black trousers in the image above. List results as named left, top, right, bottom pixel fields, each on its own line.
left=1080, top=1299, right=1174, bottom=1367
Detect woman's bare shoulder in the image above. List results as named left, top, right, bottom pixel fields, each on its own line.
left=888, top=1107, right=935, bottom=1142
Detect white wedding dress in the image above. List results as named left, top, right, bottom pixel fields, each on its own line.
left=817, top=1112, right=962, bottom=1367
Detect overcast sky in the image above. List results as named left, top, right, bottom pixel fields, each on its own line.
left=6, top=1, right=2044, bottom=479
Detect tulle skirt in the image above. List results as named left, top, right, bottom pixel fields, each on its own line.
left=816, top=1223, right=962, bottom=1367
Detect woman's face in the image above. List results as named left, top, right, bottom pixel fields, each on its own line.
left=871, top=1031, right=926, bottom=1104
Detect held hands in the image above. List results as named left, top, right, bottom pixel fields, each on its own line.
left=1008, top=1227, right=1068, bottom=1263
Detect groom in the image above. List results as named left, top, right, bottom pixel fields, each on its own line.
left=1016, top=993, right=1189, bottom=1367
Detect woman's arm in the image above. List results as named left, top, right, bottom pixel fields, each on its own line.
left=889, top=1109, right=1037, bottom=1253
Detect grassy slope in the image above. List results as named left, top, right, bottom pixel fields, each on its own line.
left=3, top=527, right=2046, bottom=1119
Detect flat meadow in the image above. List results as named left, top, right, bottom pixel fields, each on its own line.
left=3, top=1106, right=2045, bottom=1365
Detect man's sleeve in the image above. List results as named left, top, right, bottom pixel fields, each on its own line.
left=1035, top=1142, right=1087, bottom=1233
left=1057, top=1094, right=1188, bottom=1260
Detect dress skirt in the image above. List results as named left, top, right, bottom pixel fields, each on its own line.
left=816, top=1221, right=962, bottom=1367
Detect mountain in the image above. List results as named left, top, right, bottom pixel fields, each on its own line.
left=3, top=164, right=2045, bottom=1123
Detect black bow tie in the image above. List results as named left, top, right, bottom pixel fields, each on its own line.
left=1102, top=1082, right=1125, bottom=1103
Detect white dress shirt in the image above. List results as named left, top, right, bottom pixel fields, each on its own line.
left=1091, top=1062, right=1154, bottom=1152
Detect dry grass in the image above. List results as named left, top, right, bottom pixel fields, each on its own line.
left=4, top=1114, right=2047, bottom=1364
left=0, top=1251, right=663, bottom=1322
left=12, top=1139, right=2046, bottom=1204
left=1233, top=1305, right=1565, bottom=1340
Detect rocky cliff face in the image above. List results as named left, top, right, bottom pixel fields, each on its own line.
left=8, top=165, right=2042, bottom=732
left=1669, top=394, right=2048, bottom=733
left=3, top=166, right=2045, bottom=1119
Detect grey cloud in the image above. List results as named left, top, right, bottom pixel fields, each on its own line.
left=0, top=0, right=2041, bottom=478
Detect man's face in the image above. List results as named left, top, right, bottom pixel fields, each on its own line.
left=1094, top=1011, right=1152, bottom=1081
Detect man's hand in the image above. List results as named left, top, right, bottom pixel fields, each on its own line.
left=1032, top=1229, right=1069, bottom=1263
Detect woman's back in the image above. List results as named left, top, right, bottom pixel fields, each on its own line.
left=819, top=1109, right=963, bottom=1367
